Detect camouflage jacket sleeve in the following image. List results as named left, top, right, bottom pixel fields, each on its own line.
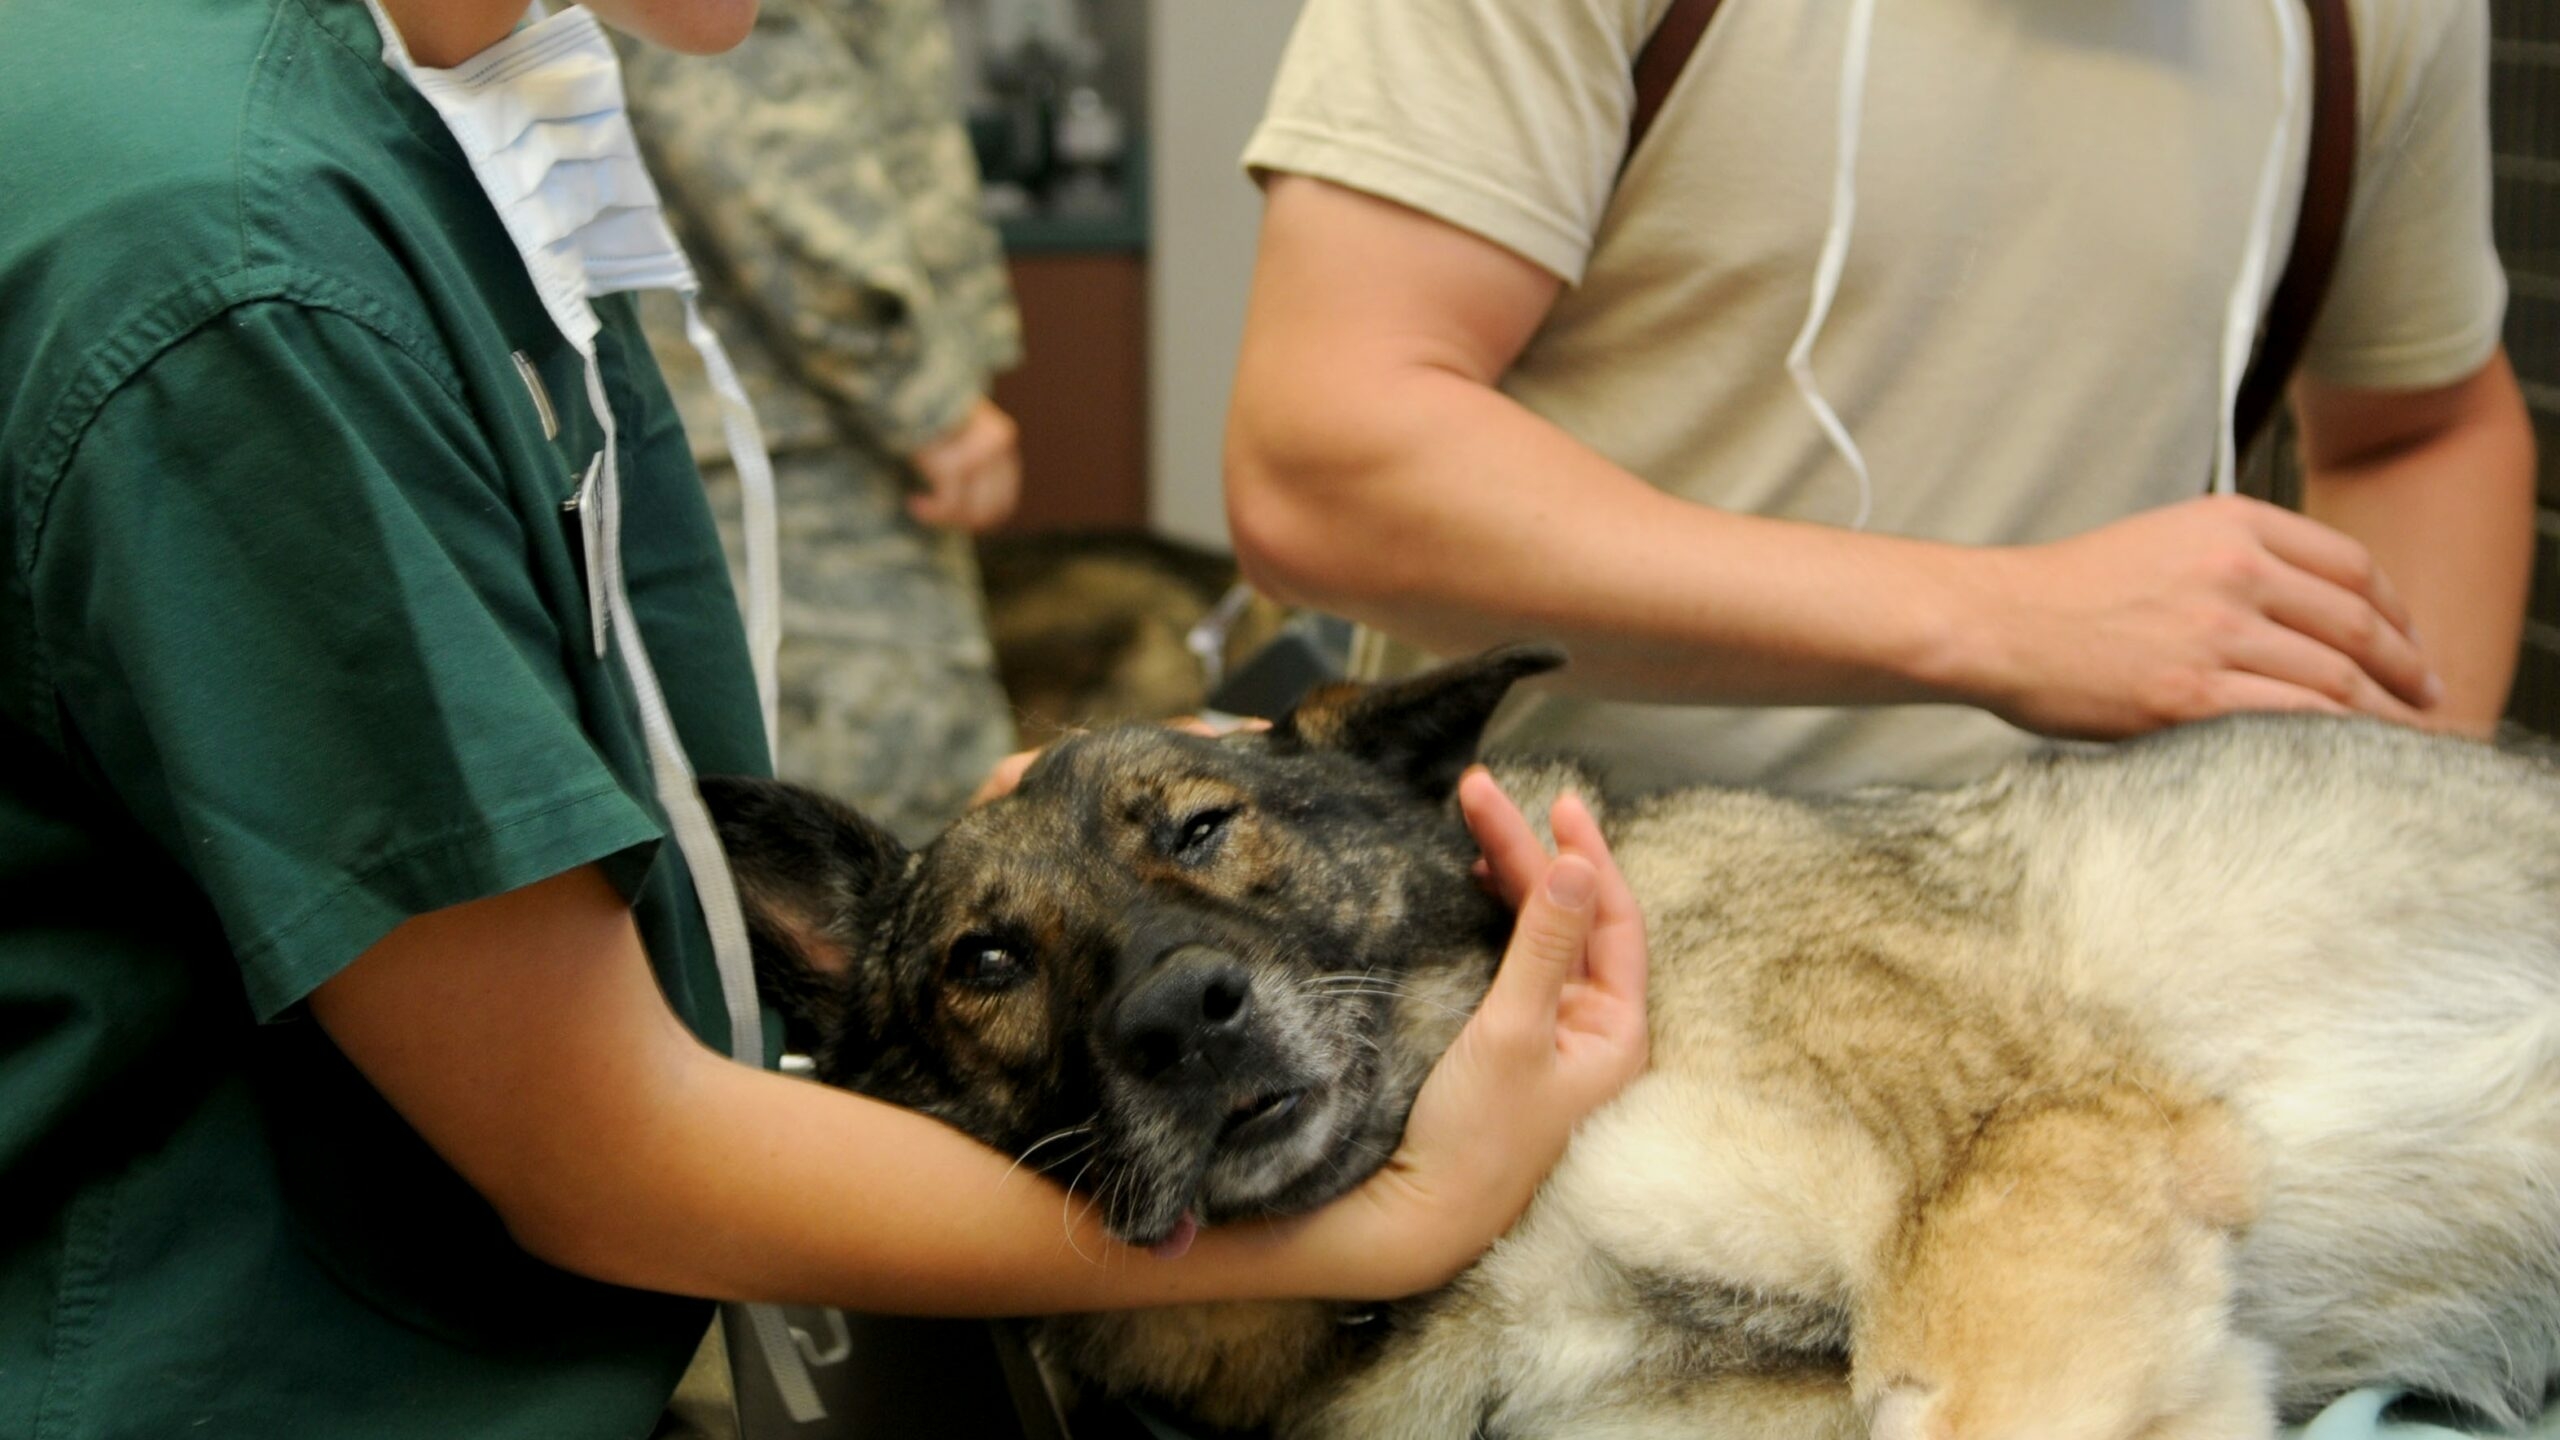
left=622, top=0, right=1022, bottom=457
left=854, top=0, right=1023, bottom=384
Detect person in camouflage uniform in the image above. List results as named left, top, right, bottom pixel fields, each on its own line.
left=621, top=0, right=1025, bottom=846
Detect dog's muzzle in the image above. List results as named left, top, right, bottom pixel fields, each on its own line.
left=1104, top=942, right=1309, bottom=1149
left=1107, top=942, right=1254, bottom=1081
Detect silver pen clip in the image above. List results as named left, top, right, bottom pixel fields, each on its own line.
left=565, top=453, right=606, bottom=657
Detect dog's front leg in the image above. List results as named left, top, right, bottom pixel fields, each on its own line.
left=1850, top=1083, right=2272, bottom=1440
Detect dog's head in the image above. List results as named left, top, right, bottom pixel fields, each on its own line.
left=705, top=645, right=1563, bottom=1249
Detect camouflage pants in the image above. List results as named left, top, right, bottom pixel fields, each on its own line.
left=699, top=446, right=1018, bottom=845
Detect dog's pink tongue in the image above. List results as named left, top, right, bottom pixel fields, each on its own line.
left=1148, top=1214, right=1200, bottom=1260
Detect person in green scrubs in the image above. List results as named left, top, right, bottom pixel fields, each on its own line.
left=0, top=2, right=1651, bottom=1436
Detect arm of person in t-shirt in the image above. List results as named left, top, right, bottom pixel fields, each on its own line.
left=2289, top=351, right=2536, bottom=737
left=1225, top=174, right=2442, bottom=740
left=2270, top=5, right=2532, bottom=740
left=306, top=773, right=1646, bottom=1314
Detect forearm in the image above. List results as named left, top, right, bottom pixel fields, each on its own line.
left=1228, top=362, right=1983, bottom=709
left=515, top=1048, right=1403, bottom=1315
left=2297, top=359, right=2537, bottom=734
left=1230, top=172, right=2444, bottom=740
left=315, top=866, right=1501, bottom=1318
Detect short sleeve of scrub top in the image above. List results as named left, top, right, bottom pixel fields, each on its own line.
left=31, top=296, right=664, bottom=1018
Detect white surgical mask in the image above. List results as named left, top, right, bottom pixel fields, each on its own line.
left=358, top=0, right=780, bottom=733
left=1790, top=0, right=2308, bottom=521
left=359, top=1, right=824, bottom=1419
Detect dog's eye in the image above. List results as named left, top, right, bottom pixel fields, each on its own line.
left=946, top=933, right=1031, bottom=991
left=1172, top=807, right=1235, bottom=860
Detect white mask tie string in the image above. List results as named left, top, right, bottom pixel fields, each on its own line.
left=1786, top=0, right=1879, bottom=531
left=2215, top=0, right=2309, bottom=495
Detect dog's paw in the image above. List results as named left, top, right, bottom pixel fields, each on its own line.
left=1858, top=1351, right=2275, bottom=1440
left=1867, top=1383, right=1949, bottom=1440
left=2126, top=1338, right=2279, bottom=1440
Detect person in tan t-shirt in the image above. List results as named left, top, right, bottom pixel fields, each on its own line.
left=1229, top=0, right=2536, bottom=795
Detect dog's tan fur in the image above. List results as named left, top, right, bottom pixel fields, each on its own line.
left=710, top=649, right=2560, bottom=1440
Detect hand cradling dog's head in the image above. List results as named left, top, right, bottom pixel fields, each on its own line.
left=704, top=645, right=1565, bottom=1250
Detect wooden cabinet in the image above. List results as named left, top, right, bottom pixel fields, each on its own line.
left=990, top=251, right=1150, bottom=534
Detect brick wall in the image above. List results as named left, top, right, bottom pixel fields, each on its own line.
left=2491, top=0, right=2559, bottom=736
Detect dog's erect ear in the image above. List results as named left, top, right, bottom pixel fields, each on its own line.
left=699, top=774, right=909, bottom=1056
left=1271, top=644, right=1565, bottom=796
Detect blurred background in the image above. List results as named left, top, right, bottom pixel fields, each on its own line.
left=2489, top=0, right=2559, bottom=736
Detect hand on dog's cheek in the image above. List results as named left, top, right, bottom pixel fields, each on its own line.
left=1287, top=771, right=1648, bottom=1298
left=1461, top=765, right=1611, bottom=934
left=1463, top=765, right=1538, bottom=912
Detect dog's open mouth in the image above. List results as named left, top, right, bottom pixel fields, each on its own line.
left=1077, top=949, right=1436, bottom=1250
left=1219, top=1087, right=1306, bottom=1147
left=1093, top=1070, right=1365, bottom=1250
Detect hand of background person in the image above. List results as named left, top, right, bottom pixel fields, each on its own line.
left=1943, top=494, right=2446, bottom=739
left=1303, top=768, right=1648, bottom=1299
left=969, top=746, right=1040, bottom=808
left=967, top=717, right=1271, bottom=808
left=907, top=396, right=1020, bottom=532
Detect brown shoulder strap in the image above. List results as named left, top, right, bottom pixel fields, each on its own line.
left=2234, top=0, right=2358, bottom=452
left=1627, top=0, right=1725, bottom=168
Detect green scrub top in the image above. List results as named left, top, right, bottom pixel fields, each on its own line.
left=0, top=1, right=773, bottom=1435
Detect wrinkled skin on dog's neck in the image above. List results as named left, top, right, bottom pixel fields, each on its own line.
left=710, top=646, right=1562, bottom=1248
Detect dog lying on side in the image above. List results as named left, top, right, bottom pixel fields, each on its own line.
left=705, top=646, right=2560, bottom=1440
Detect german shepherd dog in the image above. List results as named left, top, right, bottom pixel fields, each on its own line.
left=704, top=647, right=2560, bottom=1440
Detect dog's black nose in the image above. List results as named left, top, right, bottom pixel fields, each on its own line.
left=1109, top=946, right=1254, bottom=1082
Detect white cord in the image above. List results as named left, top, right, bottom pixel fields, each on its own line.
left=681, top=292, right=782, bottom=759
left=584, top=353, right=832, bottom=1425
left=1785, top=0, right=1879, bottom=531
left=2214, top=0, right=2308, bottom=494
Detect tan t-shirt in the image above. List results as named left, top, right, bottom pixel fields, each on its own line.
left=1243, top=0, right=2505, bottom=794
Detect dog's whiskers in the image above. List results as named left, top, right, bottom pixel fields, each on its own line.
left=1003, top=1116, right=1100, bottom=1187
left=1060, top=1152, right=1103, bottom=1264
left=1101, top=1169, right=1146, bottom=1270
left=1068, top=1158, right=1120, bottom=1262
left=1338, top=1135, right=1393, bottom=1167
left=1306, top=976, right=1475, bottom=1023
left=1019, top=1135, right=1098, bottom=1191
left=1302, top=978, right=1412, bottom=1004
